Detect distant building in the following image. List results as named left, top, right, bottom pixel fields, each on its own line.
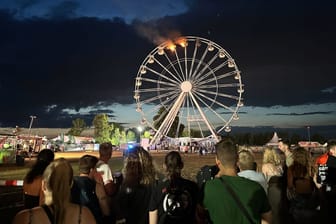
left=266, top=132, right=280, bottom=147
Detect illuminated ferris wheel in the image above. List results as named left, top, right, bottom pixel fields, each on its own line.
left=134, top=36, right=244, bottom=145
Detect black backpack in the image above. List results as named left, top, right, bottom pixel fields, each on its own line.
left=161, top=185, right=192, bottom=223
left=196, top=165, right=219, bottom=188
left=71, top=177, right=103, bottom=224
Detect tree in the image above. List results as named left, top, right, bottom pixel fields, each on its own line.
left=120, top=130, right=127, bottom=145
left=153, top=106, right=184, bottom=138
left=92, top=114, right=113, bottom=143
left=111, top=128, right=121, bottom=146
left=143, top=130, right=151, bottom=138
left=68, top=118, right=86, bottom=136
left=126, top=130, right=136, bottom=142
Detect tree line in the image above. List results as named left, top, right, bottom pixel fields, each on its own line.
left=68, top=112, right=328, bottom=146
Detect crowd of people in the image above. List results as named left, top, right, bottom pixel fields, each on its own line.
left=11, top=138, right=336, bottom=224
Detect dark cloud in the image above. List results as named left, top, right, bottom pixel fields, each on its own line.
left=0, top=0, right=335, bottom=128
left=266, top=111, right=334, bottom=116
left=47, top=1, right=79, bottom=19
left=15, top=0, right=40, bottom=10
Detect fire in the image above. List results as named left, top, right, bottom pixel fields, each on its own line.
left=176, top=38, right=187, bottom=47
left=166, top=40, right=176, bottom=52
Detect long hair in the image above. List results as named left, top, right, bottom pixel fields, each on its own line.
left=290, top=147, right=314, bottom=178
left=165, top=151, right=184, bottom=180
left=122, top=146, right=157, bottom=187
left=262, top=147, right=282, bottom=166
left=25, top=149, right=54, bottom=183
left=122, top=151, right=142, bottom=187
left=137, top=147, right=157, bottom=185
left=43, top=158, right=73, bottom=224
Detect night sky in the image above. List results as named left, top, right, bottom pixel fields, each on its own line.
left=0, top=0, right=335, bottom=134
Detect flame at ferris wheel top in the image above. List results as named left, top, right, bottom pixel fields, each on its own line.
left=163, top=37, right=188, bottom=52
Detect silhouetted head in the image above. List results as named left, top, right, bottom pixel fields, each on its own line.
left=37, top=149, right=55, bottom=163
left=99, top=142, right=113, bottom=162
left=215, top=138, right=238, bottom=169
left=165, top=151, right=184, bottom=179
left=79, top=155, right=98, bottom=175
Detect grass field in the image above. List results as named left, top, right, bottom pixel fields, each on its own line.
left=0, top=150, right=265, bottom=182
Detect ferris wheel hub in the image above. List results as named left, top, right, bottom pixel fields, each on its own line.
left=181, top=81, right=192, bottom=93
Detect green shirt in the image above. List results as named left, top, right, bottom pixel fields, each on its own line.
left=203, top=175, right=271, bottom=224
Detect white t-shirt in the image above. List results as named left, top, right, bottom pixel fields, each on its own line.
left=96, top=160, right=113, bottom=185
left=238, top=170, right=268, bottom=193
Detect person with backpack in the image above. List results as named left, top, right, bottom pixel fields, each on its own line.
left=71, top=155, right=110, bottom=224
left=149, top=151, right=199, bottom=224
left=115, top=146, right=158, bottom=224
left=202, top=138, right=272, bottom=224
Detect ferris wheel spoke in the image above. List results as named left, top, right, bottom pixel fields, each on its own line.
left=189, top=98, right=206, bottom=138
left=146, top=66, right=181, bottom=86
left=188, top=39, right=199, bottom=79
left=174, top=95, right=187, bottom=138
left=184, top=47, right=188, bottom=81
left=137, top=86, right=177, bottom=93
left=189, top=92, right=219, bottom=142
left=192, top=93, right=228, bottom=128
left=190, top=45, right=209, bottom=80
left=197, top=88, right=241, bottom=101
left=196, top=71, right=237, bottom=86
left=147, top=93, right=180, bottom=117
left=139, top=91, right=177, bottom=105
left=197, top=83, right=241, bottom=89
left=138, top=87, right=177, bottom=93
left=193, top=52, right=219, bottom=81
left=140, top=95, right=178, bottom=116
left=140, top=77, right=178, bottom=87
left=161, top=53, right=184, bottom=82
left=173, top=50, right=186, bottom=81
left=193, top=91, right=235, bottom=112
left=195, top=60, right=231, bottom=84
left=192, top=92, right=229, bottom=124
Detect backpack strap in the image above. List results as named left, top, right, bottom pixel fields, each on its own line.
left=78, top=205, right=82, bottom=224
left=28, top=209, right=33, bottom=224
left=219, top=177, right=254, bottom=224
left=41, top=205, right=54, bottom=224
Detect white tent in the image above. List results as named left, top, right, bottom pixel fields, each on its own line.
left=266, top=132, right=280, bottom=146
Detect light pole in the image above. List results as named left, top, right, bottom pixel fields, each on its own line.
left=137, top=126, right=143, bottom=145
left=307, top=126, right=311, bottom=144
left=28, top=115, right=37, bottom=137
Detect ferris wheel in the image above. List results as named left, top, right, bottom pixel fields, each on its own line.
left=134, top=36, right=244, bottom=145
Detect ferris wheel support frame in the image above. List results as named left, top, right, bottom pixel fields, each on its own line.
left=189, top=92, right=220, bottom=142
left=150, top=92, right=186, bottom=145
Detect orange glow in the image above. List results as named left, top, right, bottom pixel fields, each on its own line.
left=175, top=38, right=187, bottom=47
left=166, top=41, right=176, bottom=52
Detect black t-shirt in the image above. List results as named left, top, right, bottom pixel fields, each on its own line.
left=149, top=177, right=199, bottom=224
left=327, top=155, right=336, bottom=186
left=116, top=184, right=154, bottom=224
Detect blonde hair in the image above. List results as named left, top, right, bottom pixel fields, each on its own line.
left=263, top=147, right=282, bottom=166
left=43, top=158, right=73, bottom=224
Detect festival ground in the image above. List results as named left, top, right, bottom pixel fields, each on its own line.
left=0, top=150, right=321, bottom=223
